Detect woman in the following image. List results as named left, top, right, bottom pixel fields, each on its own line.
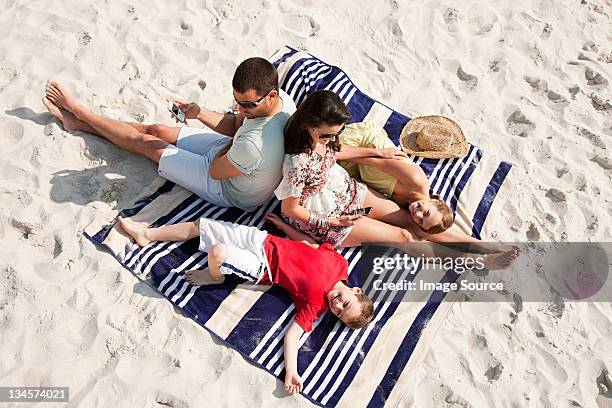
left=274, top=90, right=517, bottom=268
left=274, top=90, right=454, bottom=249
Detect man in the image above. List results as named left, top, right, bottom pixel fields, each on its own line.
left=43, top=57, right=296, bottom=211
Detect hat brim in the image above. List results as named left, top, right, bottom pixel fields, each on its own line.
left=399, top=116, right=469, bottom=159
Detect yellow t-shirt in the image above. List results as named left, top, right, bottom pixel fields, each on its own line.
left=338, top=122, right=401, bottom=197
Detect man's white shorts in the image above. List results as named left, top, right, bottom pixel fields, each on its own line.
left=158, top=127, right=232, bottom=207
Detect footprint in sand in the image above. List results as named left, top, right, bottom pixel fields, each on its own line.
left=76, top=31, right=92, bottom=46
left=541, top=23, right=553, bottom=39
left=2, top=122, right=30, bottom=155
left=457, top=65, right=478, bottom=88
left=489, top=58, right=507, bottom=73
left=180, top=21, right=193, bottom=36
left=568, top=85, right=580, bottom=98
left=506, top=109, right=536, bottom=137
left=443, top=8, right=460, bottom=32
left=468, top=10, right=498, bottom=35
left=589, top=93, right=612, bottom=112
left=309, top=16, right=320, bottom=37
left=485, top=363, right=503, bottom=382
left=154, top=391, right=189, bottom=408
left=524, top=75, right=548, bottom=92
left=547, top=90, right=569, bottom=105
left=575, top=126, right=606, bottom=149
left=365, top=54, right=386, bottom=73
left=585, top=68, right=609, bottom=86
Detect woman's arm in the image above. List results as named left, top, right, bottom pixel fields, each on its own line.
left=336, top=144, right=407, bottom=161
left=281, top=197, right=360, bottom=228
left=283, top=321, right=305, bottom=394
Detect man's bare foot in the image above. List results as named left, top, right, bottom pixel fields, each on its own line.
left=42, top=96, right=82, bottom=132
left=45, top=80, right=80, bottom=114
left=118, top=217, right=152, bottom=246
left=185, top=268, right=225, bottom=286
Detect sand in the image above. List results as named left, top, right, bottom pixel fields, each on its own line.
left=1, top=0, right=611, bottom=406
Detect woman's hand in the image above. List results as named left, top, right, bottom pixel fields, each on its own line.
left=376, top=147, right=407, bottom=159
left=284, top=369, right=303, bottom=394
left=264, top=213, right=287, bottom=229
left=329, top=214, right=362, bottom=227
left=168, top=97, right=202, bottom=124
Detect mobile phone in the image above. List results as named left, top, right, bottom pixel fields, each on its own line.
left=343, top=207, right=372, bottom=217
left=168, top=101, right=186, bottom=123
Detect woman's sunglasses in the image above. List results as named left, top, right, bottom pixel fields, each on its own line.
left=319, top=124, right=346, bottom=139
left=234, top=89, right=274, bottom=109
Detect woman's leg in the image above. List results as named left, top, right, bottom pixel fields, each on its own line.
left=339, top=216, right=415, bottom=248
left=340, top=217, right=518, bottom=269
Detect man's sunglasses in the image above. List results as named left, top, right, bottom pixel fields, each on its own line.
left=319, top=124, right=346, bottom=139
left=234, top=89, right=275, bottom=109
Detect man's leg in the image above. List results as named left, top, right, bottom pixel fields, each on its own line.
left=44, top=81, right=179, bottom=162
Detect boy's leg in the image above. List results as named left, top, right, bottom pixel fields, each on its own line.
left=119, top=217, right=200, bottom=246
left=185, top=244, right=265, bottom=285
left=185, top=243, right=228, bottom=285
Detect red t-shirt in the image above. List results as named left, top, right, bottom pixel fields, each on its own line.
left=261, top=235, right=349, bottom=332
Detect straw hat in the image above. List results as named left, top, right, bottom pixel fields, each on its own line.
left=399, top=116, right=468, bottom=159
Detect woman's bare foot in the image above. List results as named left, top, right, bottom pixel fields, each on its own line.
left=482, top=249, right=520, bottom=270
left=42, top=96, right=87, bottom=132
left=45, top=80, right=81, bottom=114
left=118, top=217, right=152, bottom=246
left=185, top=268, right=225, bottom=286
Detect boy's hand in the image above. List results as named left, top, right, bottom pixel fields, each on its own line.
left=284, top=369, right=303, bottom=394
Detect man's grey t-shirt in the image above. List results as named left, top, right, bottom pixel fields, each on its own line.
left=222, top=90, right=297, bottom=212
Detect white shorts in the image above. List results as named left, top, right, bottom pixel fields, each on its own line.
left=198, top=218, right=270, bottom=282
left=158, top=127, right=232, bottom=207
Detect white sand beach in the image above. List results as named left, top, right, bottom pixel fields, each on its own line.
left=1, top=0, right=611, bottom=406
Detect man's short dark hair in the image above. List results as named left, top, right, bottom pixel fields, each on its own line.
left=232, top=57, right=279, bottom=97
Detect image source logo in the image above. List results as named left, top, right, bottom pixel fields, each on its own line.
left=356, top=242, right=610, bottom=302
left=542, top=243, right=608, bottom=300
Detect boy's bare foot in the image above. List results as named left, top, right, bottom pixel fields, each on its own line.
left=42, top=96, right=82, bottom=131
left=45, top=80, right=80, bottom=114
left=185, top=268, right=225, bottom=286
left=118, top=217, right=152, bottom=246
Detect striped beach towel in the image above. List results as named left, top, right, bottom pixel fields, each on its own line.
left=85, top=47, right=513, bottom=407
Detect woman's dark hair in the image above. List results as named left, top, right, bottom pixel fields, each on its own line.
left=284, top=90, right=351, bottom=154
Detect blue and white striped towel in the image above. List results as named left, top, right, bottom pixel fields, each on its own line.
left=85, top=47, right=514, bottom=408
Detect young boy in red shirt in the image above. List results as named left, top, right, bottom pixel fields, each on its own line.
left=119, top=213, right=374, bottom=394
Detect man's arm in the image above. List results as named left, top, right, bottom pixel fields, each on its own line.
left=169, top=98, right=245, bottom=137
left=283, top=321, right=305, bottom=394
left=196, top=109, right=245, bottom=137
left=209, top=141, right=243, bottom=180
